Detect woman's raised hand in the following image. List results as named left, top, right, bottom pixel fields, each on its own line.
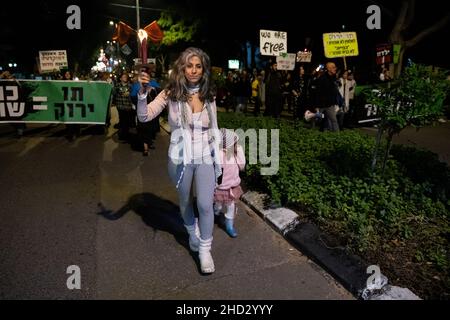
left=138, top=69, right=151, bottom=94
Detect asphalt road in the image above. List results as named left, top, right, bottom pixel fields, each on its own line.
left=0, top=111, right=352, bottom=300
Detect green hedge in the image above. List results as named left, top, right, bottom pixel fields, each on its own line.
left=218, top=113, right=450, bottom=286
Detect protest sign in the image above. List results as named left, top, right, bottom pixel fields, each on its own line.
left=276, top=53, right=296, bottom=70
left=0, top=80, right=112, bottom=124
left=39, top=50, right=68, bottom=73
left=260, top=30, right=287, bottom=56
left=323, top=32, right=359, bottom=58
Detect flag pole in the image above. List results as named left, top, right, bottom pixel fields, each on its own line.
left=136, top=0, right=140, bottom=30
left=136, top=0, right=141, bottom=67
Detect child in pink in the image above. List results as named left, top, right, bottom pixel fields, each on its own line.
left=214, top=129, right=246, bottom=237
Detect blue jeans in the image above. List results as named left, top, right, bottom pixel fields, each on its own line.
left=168, top=161, right=215, bottom=240
left=320, top=105, right=340, bottom=132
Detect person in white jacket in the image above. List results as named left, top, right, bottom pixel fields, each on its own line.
left=337, top=70, right=356, bottom=129
left=338, top=70, right=352, bottom=113
left=136, top=47, right=221, bottom=274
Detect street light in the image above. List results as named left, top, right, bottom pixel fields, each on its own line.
left=109, top=20, right=114, bottom=26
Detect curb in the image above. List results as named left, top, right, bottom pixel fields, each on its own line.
left=240, top=191, right=421, bottom=300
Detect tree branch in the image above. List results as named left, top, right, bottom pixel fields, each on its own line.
left=405, top=13, right=450, bottom=48
left=390, top=0, right=409, bottom=42
left=401, top=0, right=416, bottom=31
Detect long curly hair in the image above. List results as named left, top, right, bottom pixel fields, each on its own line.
left=165, top=47, right=216, bottom=103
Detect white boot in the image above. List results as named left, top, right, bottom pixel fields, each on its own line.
left=185, top=221, right=200, bottom=252
left=199, top=237, right=215, bottom=274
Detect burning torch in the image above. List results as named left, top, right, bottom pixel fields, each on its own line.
left=137, top=29, right=151, bottom=76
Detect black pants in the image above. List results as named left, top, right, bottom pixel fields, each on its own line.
left=117, top=109, right=136, bottom=137
left=253, top=97, right=261, bottom=115
left=137, top=119, right=156, bottom=146
left=138, top=114, right=159, bottom=146
left=66, top=124, right=81, bottom=139
left=267, top=94, right=282, bottom=118
left=271, top=95, right=283, bottom=118
left=293, top=97, right=307, bottom=120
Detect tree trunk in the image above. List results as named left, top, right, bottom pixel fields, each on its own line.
left=388, top=0, right=449, bottom=78
left=158, top=54, right=166, bottom=74
left=371, top=125, right=384, bottom=172
left=382, top=129, right=395, bottom=175
left=394, top=46, right=406, bottom=78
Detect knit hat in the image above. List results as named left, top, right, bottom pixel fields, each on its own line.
left=221, top=128, right=238, bottom=149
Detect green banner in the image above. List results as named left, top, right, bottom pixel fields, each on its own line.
left=0, top=80, right=112, bottom=124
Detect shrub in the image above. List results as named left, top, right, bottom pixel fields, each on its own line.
left=218, top=113, right=450, bottom=286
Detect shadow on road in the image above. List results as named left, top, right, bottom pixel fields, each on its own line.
left=96, top=193, right=193, bottom=254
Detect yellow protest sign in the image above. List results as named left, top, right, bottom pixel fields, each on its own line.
left=323, top=32, right=359, bottom=58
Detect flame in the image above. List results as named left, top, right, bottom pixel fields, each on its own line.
left=137, top=29, right=148, bottom=42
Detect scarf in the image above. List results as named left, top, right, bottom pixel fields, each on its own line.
left=174, top=100, right=222, bottom=189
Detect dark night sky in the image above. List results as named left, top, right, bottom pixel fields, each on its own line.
left=1, top=0, right=449, bottom=78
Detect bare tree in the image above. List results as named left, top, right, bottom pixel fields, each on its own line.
left=389, top=0, right=450, bottom=77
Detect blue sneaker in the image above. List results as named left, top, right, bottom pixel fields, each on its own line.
left=225, top=218, right=238, bottom=238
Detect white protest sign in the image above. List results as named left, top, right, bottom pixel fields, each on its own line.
left=260, top=29, right=287, bottom=56
left=39, top=50, right=68, bottom=73
left=276, top=53, right=296, bottom=70
left=297, top=51, right=312, bottom=62
left=134, top=58, right=156, bottom=65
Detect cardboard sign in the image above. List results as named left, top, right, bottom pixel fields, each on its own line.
left=297, top=51, right=312, bottom=63
left=134, top=58, right=156, bottom=65
left=276, top=53, right=296, bottom=70
left=323, top=32, right=359, bottom=58
left=39, top=50, right=68, bottom=73
left=260, top=29, right=287, bottom=56
left=376, top=43, right=392, bottom=65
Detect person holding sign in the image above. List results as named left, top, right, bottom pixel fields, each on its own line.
left=136, top=47, right=221, bottom=274
left=265, top=62, right=283, bottom=118
left=292, top=66, right=310, bottom=120
left=63, top=70, right=81, bottom=141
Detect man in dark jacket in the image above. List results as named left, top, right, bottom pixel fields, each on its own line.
left=313, top=62, right=341, bottom=132
left=265, top=62, right=283, bottom=118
